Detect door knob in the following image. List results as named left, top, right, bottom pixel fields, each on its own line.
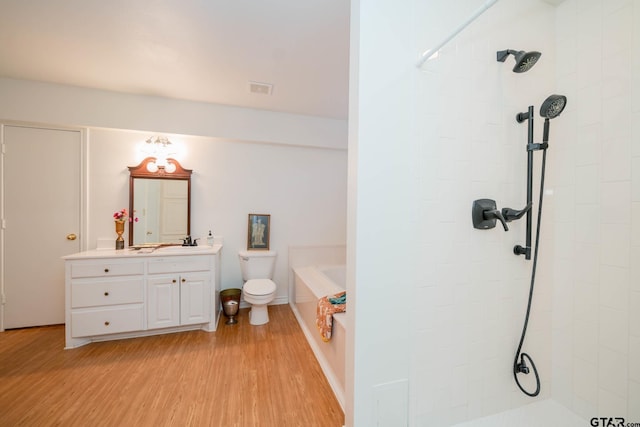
left=66, top=233, right=77, bottom=240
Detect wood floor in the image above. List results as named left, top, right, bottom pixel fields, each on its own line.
left=0, top=305, right=344, bottom=427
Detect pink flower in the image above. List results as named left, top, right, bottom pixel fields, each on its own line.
left=113, top=208, right=137, bottom=222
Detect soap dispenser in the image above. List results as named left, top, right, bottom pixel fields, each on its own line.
left=207, top=230, right=214, bottom=246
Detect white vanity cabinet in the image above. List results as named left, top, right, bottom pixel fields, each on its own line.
left=64, top=246, right=222, bottom=349
left=147, top=256, right=211, bottom=329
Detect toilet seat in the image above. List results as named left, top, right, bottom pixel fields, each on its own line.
left=243, top=279, right=276, bottom=296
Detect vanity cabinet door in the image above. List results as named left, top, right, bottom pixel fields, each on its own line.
left=147, top=275, right=180, bottom=329
left=180, top=272, right=211, bottom=325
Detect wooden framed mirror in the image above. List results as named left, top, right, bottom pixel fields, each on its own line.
left=128, top=157, right=192, bottom=247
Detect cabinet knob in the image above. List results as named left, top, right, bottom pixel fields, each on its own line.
left=104, top=292, right=109, bottom=296
left=104, top=321, right=110, bottom=326
left=172, top=279, right=177, bottom=283
left=104, top=268, right=109, bottom=273
left=182, top=278, right=186, bottom=283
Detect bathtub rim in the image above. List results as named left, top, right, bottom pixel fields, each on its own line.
left=291, top=265, right=346, bottom=411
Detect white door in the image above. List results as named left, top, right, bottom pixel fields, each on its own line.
left=2, top=125, right=81, bottom=329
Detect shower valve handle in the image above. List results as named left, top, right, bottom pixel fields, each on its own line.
left=483, top=209, right=509, bottom=231
left=472, top=199, right=509, bottom=231
left=502, top=202, right=532, bottom=222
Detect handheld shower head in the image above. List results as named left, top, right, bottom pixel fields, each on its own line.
left=539, top=94, right=567, bottom=119
left=497, top=49, right=541, bottom=73
left=540, top=94, right=567, bottom=143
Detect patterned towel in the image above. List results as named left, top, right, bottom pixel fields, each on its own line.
left=316, top=291, right=346, bottom=342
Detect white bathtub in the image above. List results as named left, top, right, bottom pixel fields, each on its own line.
left=291, top=264, right=346, bottom=410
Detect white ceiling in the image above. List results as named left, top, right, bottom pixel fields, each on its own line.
left=0, top=1, right=350, bottom=120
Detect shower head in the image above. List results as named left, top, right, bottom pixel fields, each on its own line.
left=539, top=94, right=567, bottom=119
left=540, top=94, right=567, bottom=143
left=497, top=49, right=541, bottom=73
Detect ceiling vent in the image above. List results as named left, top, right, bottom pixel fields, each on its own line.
left=248, top=81, right=273, bottom=95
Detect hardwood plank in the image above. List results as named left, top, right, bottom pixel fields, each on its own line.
left=0, top=305, right=344, bottom=427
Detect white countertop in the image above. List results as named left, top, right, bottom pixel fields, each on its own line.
left=62, top=244, right=223, bottom=260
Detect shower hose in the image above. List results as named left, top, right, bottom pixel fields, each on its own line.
left=513, top=148, right=546, bottom=397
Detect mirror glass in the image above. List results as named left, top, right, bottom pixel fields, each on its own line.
left=128, top=157, right=191, bottom=246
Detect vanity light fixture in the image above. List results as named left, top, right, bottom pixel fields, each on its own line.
left=144, top=136, right=176, bottom=173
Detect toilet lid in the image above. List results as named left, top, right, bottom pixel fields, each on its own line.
left=244, top=279, right=276, bottom=296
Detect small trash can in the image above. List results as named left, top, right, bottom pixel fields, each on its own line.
left=220, top=288, right=242, bottom=325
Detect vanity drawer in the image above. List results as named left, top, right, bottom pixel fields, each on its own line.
left=71, top=305, right=144, bottom=337
left=71, top=278, right=144, bottom=308
left=71, top=261, right=144, bottom=278
left=148, top=256, right=210, bottom=274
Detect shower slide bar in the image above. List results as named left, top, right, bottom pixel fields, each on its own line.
left=416, top=0, right=499, bottom=68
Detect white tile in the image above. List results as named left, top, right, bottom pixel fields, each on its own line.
left=629, top=380, right=640, bottom=420
left=555, top=185, right=577, bottom=223
left=598, top=388, right=628, bottom=417
left=575, top=205, right=601, bottom=244
left=598, top=346, right=629, bottom=398
left=602, top=137, right=632, bottom=183
left=572, top=397, right=596, bottom=422
left=633, top=203, right=640, bottom=246
left=574, top=315, right=599, bottom=365
left=576, top=165, right=600, bottom=204
left=633, top=158, right=640, bottom=202
left=574, top=282, right=599, bottom=320
left=601, top=181, right=631, bottom=224
left=599, top=265, right=630, bottom=311
left=576, top=85, right=603, bottom=126
left=574, top=244, right=601, bottom=286
left=632, top=114, right=640, bottom=154
left=602, top=52, right=632, bottom=99
left=602, top=5, right=633, bottom=59
left=599, top=306, right=629, bottom=354
left=602, top=94, right=633, bottom=139
left=573, top=357, right=598, bottom=405
left=630, top=336, right=640, bottom=382
left=576, top=123, right=602, bottom=166
left=600, top=223, right=631, bottom=268
left=630, top=291, right=640, bottom=338
left=575, top=24, right=603, bottom=90
left=602, top=0, right=632, bottom=15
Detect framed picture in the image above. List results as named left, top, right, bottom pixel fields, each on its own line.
left=247, top=214, right=270, bottom=250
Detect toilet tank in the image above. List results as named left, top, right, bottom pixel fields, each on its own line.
left=238, top=250, right=277, bottom=280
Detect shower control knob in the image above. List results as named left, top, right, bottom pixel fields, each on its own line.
left=472, top=199, right=509, bottom=231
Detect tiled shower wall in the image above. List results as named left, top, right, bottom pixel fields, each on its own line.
left=552, top=0, right=640, bottom=420
left=409, top=0, right=639, bottom=424
left=411, top=0, right=558, bottom=424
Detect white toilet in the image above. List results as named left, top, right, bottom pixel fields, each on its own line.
left=238, top=250, right=277, bottom=325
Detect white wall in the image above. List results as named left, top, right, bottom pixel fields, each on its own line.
left=0, top=77, right=347, bottom=150
left=347, top=0, right=417, bottom=425
left=0, top=79, right=348, bottom=304
left=552, top=0, right=640, bottom=420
